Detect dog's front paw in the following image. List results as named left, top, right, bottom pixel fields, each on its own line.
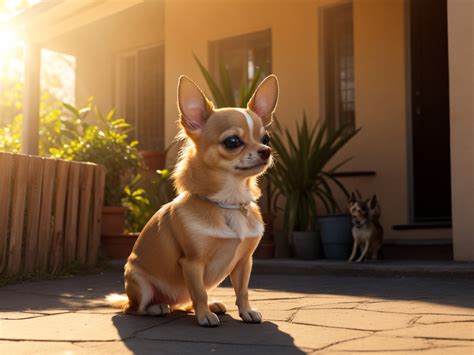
left=146, top=304, right=171, bottom=316
left=239, top=309, right=262, bottom=323
left=209, top=301, right=227, bottom=314
left=197, top=311, right=221, bottom=327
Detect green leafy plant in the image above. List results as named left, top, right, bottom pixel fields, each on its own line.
left=267, top=114, right=360, bottom=235
left=193, top=54, right=264, bottom=108
left=123, top=168, right=175, bottom=233
left=0, top=114, right=21, bottom=152
left=0, top=74, right=84, bottom=155
left=50, top=101, right=140, bottom=206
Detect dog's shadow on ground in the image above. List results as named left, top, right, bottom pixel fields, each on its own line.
left=112, top=311, right=305, bottom=354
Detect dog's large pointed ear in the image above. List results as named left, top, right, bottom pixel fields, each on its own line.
left=177, top=75, right=214, bottom=133
left=369, top=194, right=378, bottom=209
left=247, top=74, right=279, bottom=127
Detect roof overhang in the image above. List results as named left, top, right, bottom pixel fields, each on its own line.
left=9, top=0, right=144, bottom=44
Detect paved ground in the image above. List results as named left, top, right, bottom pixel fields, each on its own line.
left=0, top=271, right=473, bottom=354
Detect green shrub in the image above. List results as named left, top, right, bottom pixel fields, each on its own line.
left=0, top=114, right=21, bottom=152
left=123, top=168, right=175, bottom=233
left=50, top=102, right=140, bottom=206
left=267, top=115, right=360, bottom=233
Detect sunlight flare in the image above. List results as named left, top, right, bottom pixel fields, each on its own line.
left=0, top=27, right=21, bottom=57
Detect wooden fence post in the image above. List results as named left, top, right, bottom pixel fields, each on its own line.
left=50, top=160, right=69, bottom=274
left=0, top=153, right=13, bottom=273
left=7, top=155, right=30, bottom=276
left=87, top=165, right=106, bottom=267
left=64, top=162, right=81, bottom=265
left=24, top=157, right=44, bottom=274
left=36, top=159, right=57, bottom=271
left=77, top=164, right=94, bottom=265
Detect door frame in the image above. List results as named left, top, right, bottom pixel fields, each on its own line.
left=404, top=0, right=451, bottom=223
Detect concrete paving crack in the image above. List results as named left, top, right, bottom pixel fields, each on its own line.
left=0, top=338, right=126, bottom=343
left=287, top=308, right=299, bottom=322
left=311, top=333, right=375, bottom=353
left=354, top=307, right=474, bottom=317
left=0, top=311, right=71, bottom=321
left=135, top=335, right=315, bottom=350
left=290, top=320, right=383, bottom=333
left=408, top=315, right=422, bottom=326
left=419, top=320, right=474, bottom=325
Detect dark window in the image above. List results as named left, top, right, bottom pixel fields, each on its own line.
left=117, top=45, right=164, bottom=151
left=209, top=29, right=272, bottom=106
left=321, top=3, right=355, bottom=135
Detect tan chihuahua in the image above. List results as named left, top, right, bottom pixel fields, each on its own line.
left=348, top=193, right=383, bottom=262
left=106, top=74, right=279, bottom=327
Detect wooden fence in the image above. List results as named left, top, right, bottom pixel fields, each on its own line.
left=0, top=152, right=106, bottom=277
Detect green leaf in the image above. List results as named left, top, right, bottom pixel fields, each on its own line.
left=240, top=66, right=264, bottom=107
left=193, top=54, right=226, bottom=107
left=219, top=63, right=236, bottom=107
left=266, top=112, right=361, bottom=232
left=78, top=107, right=91, bottom=117
left=62, top=102, right=80, bottom=118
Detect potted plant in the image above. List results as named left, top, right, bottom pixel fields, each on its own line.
left=267, top=115, right=359, bottom=259
left=51, top=101, right=141, bottom=256
left=123, top=167, right=175, bottom=234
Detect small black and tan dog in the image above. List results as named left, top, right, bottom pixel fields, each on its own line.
left=348, top=192, right=383, bottom=262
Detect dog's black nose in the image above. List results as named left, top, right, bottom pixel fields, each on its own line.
left=258, top=147, right=271, bottom=160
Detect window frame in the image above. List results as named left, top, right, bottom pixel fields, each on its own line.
left=115, top=43, right=165, bottom=151
left=319, top=2, right=356, bottom=136
left=208, top=29, right=272, bottom=105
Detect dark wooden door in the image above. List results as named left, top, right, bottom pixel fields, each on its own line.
left=410, top=0, right=451, bottom=222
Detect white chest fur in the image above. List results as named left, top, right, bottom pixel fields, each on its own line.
left=179, top=204, right=264, bottom=240
left=352, top=225, right=374, bottom=241
left=220, top=208, right=264, bottom=239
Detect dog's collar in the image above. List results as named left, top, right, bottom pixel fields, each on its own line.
left=353, top=219, right=368, bottom=228
left=196, top=195, right=255, bottom=215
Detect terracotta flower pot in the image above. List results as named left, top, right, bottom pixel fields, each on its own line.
left=254, top=212, right=275, bottom=258
left=139, top=150, right=166, bottom=175
left=274, top=231, right=291, bottom=258
left=101, top=233, right=138, bottom=259
left=101, top=206, right=126, bottom=236
left=292, top=231, right=321, bottom=260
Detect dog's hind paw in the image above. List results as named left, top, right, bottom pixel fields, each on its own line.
left=239, top=309, right=262, bottom=323
left=209, top=301, right=227, bottom=314
left=197, top=311, right=220, bottom=327
left=146, top=304, right=171, bottom=316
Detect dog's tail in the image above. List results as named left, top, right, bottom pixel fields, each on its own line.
left=105, top=293, right=129, bottom=310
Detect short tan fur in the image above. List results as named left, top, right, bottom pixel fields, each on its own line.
left=106, top=74, right=279, bottom=327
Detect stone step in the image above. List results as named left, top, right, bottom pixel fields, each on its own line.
left=383, top=239, right=452, bottom=260
left=107, top=258, right=473, bottom=279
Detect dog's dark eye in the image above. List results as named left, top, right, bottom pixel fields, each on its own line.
left=261, top=133, right=270, bottom=146
left=222, top=135, right=243, bottom=149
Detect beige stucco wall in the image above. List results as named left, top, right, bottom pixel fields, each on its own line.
left=164, top=0, right=321, bottom=144
left=47, top=0, right=165, bottom=110
left=447, top=0, right=473, bottom=261
left=164, top=0, right=451, bottom=241
left=42, top=0, right=455, bottom=244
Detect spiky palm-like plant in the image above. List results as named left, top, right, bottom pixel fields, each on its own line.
left=267, top=115, right=360, bottom=235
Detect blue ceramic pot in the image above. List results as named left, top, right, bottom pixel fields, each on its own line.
left=319, top=214, right=353, bottom=260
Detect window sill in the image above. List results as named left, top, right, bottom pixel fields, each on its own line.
left=392, top=222, right=452, bottom=230
left=331, top=170, right=376, bottom=178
